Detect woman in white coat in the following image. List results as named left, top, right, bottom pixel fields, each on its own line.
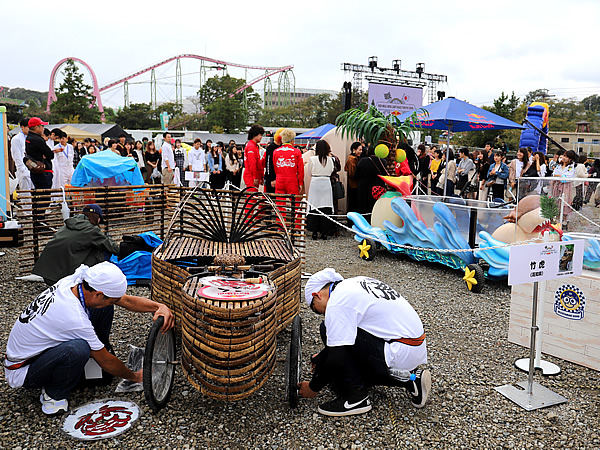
left=307, top=140, right=336, bottom=240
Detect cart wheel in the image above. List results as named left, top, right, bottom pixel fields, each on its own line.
left=464, top=263, right=485, bottom=293
left=143, top=316, right=176, bottom=412
left=285, top=315, right=302, bottom=408
left=359, top=238, right=376, bottom=261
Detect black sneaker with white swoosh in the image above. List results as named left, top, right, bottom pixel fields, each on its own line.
left=409, top=368, right=431, bottom=408
left=317, top=391, right=372, bottom=417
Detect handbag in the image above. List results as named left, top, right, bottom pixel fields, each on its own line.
left=23, top=156, right=46, bottom=175
left=332, top=180, right=345, bottom=199
left=369, top=157, right=389, bottom=199
left=485, top=177, right=496, bottom=188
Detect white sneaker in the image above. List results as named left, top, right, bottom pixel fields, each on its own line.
left=39, top=388, right=68, bottom=415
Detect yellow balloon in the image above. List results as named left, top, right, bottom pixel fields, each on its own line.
left=374, top=144, right=389, bottom=159
left=395, top=149, right=407, bottom=163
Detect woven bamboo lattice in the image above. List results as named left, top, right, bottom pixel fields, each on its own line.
left=14, top=184, right=171, bottom=275
left=13, top=185, right=305, bottom=277
left=151, top=187, right=304, bottom=401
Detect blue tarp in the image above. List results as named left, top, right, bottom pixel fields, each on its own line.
left=71, top=151, right=145, bottom=187
left=110, top=231, right=162, bottom=285
left=295, top=123, right=336, bottom=140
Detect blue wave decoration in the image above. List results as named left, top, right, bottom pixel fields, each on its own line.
left=474, top=231, right=510, bottom=278
left=348, top=198, right=600, bottom=278
left=348, top=198, right=476, bottom=269
left=348, top=212, right=392, bottom=251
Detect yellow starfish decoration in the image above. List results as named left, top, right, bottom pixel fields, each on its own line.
left=358, top=240, right=371, bottom=259
left=463, top=267, right=478, bottom=291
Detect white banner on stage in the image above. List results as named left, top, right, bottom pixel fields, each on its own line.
left=367, top=83, right=423, bottom=117
left=508, top=240, right=584, bottom=286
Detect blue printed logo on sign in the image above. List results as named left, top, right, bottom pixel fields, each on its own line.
left=554, top=284, right=585, bottom=320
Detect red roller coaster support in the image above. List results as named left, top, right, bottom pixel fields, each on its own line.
left=47, top=57, right=105, bottom=121
left=47, top=54, right=293, bottom=122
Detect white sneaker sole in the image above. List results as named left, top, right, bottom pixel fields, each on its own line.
left=317, top=404, right=372, bottom=417
left=412, top=369, right=431, bottom=409
left=40, top=389, right=68, bottom=415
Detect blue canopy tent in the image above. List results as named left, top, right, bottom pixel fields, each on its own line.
left=396, top=97, right=524, bottom=196
left=295, top=123, right=336, bottom=140
left=71, top=151, right=145, bottom=187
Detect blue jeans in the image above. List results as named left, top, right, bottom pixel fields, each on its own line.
left=23, top=339, right=90, bottom=400
left=21, top=305, right=114, bottom=399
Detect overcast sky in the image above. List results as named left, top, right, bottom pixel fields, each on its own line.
left=3, top=0, right=599, bottom=109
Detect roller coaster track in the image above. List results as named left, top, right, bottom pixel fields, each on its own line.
left=47, top=54, right=293, bottom=120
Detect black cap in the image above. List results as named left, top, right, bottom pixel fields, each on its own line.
left=82, top=204, right=104, bottom=223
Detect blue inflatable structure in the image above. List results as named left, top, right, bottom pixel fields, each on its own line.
left=519, top=102, right=549, bottom=154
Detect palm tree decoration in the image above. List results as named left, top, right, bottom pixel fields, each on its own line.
left=335, top=105, right=424, bottom=172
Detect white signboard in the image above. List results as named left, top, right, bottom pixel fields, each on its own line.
left=184, top=171, right=209, bottom=182
left=368, top=83, right=423, bottom=117
left=508, top=240, right=584, bottom=286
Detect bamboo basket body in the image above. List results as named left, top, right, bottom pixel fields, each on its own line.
left=148, top=188, right=303, bottom=401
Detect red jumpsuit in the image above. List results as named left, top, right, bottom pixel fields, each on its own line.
left=273, top=144, right=304, bottom=195
left=243, top=140, right=262, bottom=192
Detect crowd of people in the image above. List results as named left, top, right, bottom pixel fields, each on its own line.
left=368, top=141, right=600, bottom=205
left=9, top=117, right=600, bottom=233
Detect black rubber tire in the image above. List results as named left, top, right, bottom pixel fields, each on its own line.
left=143, top=316, right=176, bottom=412
left=466, top=263, right=485, bottom=293
left=359, top=238, right=376, bottom=261
left=286, top=315, right=302, bottom=408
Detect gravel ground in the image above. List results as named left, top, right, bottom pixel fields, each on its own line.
left=1, top=232, right=599, bottom=449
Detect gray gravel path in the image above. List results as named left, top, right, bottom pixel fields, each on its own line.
left=1, top=232, right=599, bottom=449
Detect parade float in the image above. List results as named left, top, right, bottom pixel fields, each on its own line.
left=337, top=99, right=600, bottom=295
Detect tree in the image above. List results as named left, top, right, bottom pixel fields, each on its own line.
left=115, top=103, right=159, bottom=129
left=103, top=107, right=117, bottom=124
left=582, top=94, right=600, bottom=112
left=259, top=93, right=334, bottom=128
left=50, top=59, right=101, bottom=123
left=2, top=86, right=47, bottom=107
left=196, top=75, right=261, bottom=133
left=524, top=89, right=554, bottom=105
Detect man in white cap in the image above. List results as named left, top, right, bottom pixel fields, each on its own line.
left=298, top=268, right=431, bottom=416
left=3, top=262, right=174, bottom=415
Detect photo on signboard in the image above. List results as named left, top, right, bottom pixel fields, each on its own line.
left=558, top=243, right=574, bottom=273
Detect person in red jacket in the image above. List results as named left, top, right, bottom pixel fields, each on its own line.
left=243, top=124, right=264, bottom=191
left=273, top=129, right=304, bottom=195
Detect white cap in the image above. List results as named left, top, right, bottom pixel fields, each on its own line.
left=304, top=268, right=344, bottom=305
left=67, top=262, right=127, bottom=298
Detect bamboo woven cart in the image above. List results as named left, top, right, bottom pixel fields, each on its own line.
left=144, top=187, right=304, bottom=411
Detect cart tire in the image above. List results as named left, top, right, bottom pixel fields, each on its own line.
left=286, top=315, right=302, bottom=408
left=466, top=263, right=485, bottom=293
left=143, top=316, right=176, bottom=412
left=359, top=238, right=376, bottom=261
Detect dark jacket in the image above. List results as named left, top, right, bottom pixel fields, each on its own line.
left=263, top=142, right=279, bottom=182
left=25, top=132, right=54, bottom=170
left=32, top=214, right=119, bottom=285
